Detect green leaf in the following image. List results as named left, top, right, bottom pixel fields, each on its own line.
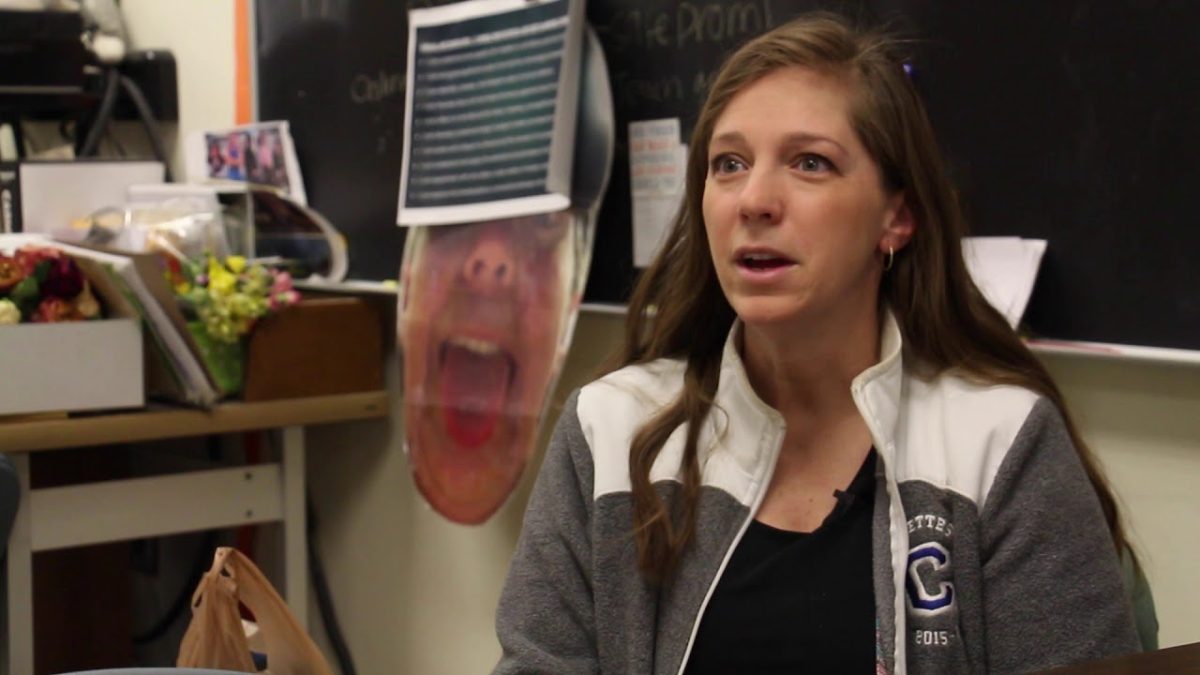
left=10, top=276, right=39, bottom=309
left=33, top=259, right=52, bottom=283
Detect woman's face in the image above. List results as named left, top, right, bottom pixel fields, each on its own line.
left=399, top=214, right=572, bottom=524
left=702, top=66, right=912, bottom=331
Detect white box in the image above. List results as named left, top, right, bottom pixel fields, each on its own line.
left=0, top=318, right=145, bottom=415
left=18, top=160, right=165, bottom=235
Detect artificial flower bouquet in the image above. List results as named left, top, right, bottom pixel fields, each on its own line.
left=0, top=243, right=146, bottom=415
left=0, top=245, right=103, bottom=325
left=164, top=253, right=300, bottom=395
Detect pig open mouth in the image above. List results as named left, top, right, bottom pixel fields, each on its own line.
left=437, top=336, right=517, bottom=448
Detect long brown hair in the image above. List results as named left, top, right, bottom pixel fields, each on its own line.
left=614, top=12, right=1130, bottom=584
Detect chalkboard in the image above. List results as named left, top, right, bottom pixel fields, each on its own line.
left=895, top=1, right=1200, bottom=351
left=256, top=0, right=1200, bottom=351
left=256, top=0, right=412, bottom=282
left=586, top=0, right=1200, bottom=351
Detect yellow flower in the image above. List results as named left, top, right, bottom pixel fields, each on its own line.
left=226, top=255, right=247, bottom=274
left=0, top=298, right=19, bottom=325
left=209, top=267, right=237, bottom=295
left=174, top=281, right=192, bottom=295
left=74, top=281, right=100, bottom=319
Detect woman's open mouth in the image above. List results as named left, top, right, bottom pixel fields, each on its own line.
left=735, top=251, right=797, bottom=281
left=437, top=336, right=517, bottom=448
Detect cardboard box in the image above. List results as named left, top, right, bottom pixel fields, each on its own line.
left=0, top=317, right=145, bottom=415
left=242, top=298, right=383, bottom=401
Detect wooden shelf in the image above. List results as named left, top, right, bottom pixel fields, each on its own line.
left=0, top=390, right=390, bottom=453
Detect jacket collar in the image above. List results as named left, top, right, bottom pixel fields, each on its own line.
left=716, top=309, right=905, bottom=462
left=851, top=309, right=905, bottom=462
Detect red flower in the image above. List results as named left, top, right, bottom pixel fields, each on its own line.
left=14, top=246, right=59, bottom=276
left=0, top=254, right=23, bottom=293
left=162, top=254, right=188, bottom=287
left=42, top=256, right=85, bottom=299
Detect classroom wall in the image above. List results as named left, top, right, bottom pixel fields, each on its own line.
left=121, top=4, right=1200, bottom=673
left=119, top=0, right=236, bottom=182
left=1040, top=355, right=1200, bottom=650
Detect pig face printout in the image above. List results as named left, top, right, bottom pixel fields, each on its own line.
left=398, top=212, right=584, bottom=523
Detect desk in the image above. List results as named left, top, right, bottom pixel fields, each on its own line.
left=1, top=391, right=389, bottom=675
left=1042, top=642, right=1200, bottom=673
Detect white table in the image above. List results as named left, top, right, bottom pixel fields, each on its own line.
left=0, top=391, right=389, bottom=675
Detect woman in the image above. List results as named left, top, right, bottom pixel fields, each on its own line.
left=495, top=13, right=1140, bottom=674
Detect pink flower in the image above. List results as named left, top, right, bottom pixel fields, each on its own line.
left=270, top=270, right=294, bottom=295
left=268, top=289, right=300, bottom=311
left=32, top=297, right=76, bottom=323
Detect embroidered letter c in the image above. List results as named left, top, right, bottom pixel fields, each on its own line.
left=906, top=542, right=954, bottom=616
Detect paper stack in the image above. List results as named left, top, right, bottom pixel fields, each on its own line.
left=961, top=236, right=1048, bottom=329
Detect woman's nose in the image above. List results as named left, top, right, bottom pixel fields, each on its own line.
left=462, top=234, right=516, bottom=293
left=737, top=168, right=783, bottom=224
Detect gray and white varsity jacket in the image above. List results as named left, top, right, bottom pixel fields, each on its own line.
left=495, top=314, right=1139, bottom=674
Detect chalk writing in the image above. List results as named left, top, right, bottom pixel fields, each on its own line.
left=595, top=0, right=775, bottom=53
left=693, top=69, right=716, bottom=97
left=612, top=71, right=686, bottom=112
left=350, top=70, right=405, bottom=104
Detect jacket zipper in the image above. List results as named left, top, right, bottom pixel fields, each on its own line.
left=851, top=381, right=908, bottom=675
left=673, top=422, right=786, bottom=675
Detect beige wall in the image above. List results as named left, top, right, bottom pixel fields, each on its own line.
left=1041, top=354, right=1200, bottom=649
left=122, top=5, right=1200, bottom=673
left=120, top=0, right=237, bottom=181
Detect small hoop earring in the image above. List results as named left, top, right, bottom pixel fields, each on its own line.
left=883, top=246, right=895, bottom=272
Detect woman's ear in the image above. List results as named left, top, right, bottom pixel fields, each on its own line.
left=881, top=193, right=916, bottom=254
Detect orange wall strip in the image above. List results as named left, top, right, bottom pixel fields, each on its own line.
left=234, top=0, right=252, bottom=124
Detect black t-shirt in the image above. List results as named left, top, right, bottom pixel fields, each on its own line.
left=683, top=450, right=878, bottom=675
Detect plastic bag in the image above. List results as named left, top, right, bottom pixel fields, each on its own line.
left=177, top=546, right=334, bottom=675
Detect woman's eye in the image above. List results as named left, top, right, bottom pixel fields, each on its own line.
left=710, top=155, right=745, bottom=175
left=796, top=154, right=834, bottom=173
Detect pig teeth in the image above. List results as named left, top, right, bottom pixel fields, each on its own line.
left=448, top=336, right=502, bottom=355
